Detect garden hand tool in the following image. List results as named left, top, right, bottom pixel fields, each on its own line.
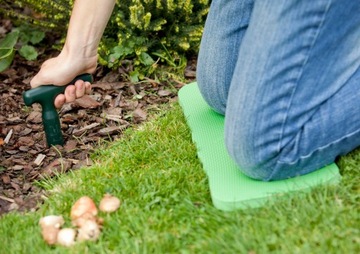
left=23, top=73, right=93, bottom=147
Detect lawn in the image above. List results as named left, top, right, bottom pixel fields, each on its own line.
left=0, top=102, right=359, bottom=254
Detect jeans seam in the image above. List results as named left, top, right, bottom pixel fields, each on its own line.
left=277, top=126, right=360, bottom=166
left=278, top=0, right=332, bottom=153
left=277, top=63, right=360, bottom=166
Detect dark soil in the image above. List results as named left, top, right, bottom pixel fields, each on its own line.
left=0, top=19, right=196, bottom=215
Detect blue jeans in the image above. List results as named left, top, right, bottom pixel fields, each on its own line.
left=197, top=0, right=360, bottom=181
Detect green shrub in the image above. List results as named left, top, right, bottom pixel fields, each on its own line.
left=0, top=25, right=45, bottom=72
left=1, top=0, right=73, bottom=30
left=2, top=0, right=209, bottom=79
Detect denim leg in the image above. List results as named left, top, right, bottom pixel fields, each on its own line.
left=197, top=0, right=254, bottom=114
left=224, top=0, right=360, bottom=180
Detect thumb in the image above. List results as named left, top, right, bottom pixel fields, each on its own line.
left=30, top=73, right=42, bottom=88
left=30, top=70, right=70, bottom=88
left=30, top=70, right=54, bottom=88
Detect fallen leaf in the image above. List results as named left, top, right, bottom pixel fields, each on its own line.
left=40, top=158, right=73, bottom=178
left=74, top=95, right=101, bottom=109
left=133, top=108, right=147, bottom=123
left=1, top=174, right=11, bottom=184
left=17, top=136, right=35, bottom=147
left=98, top=125, right=129, bottom=136
left=26, top=111, right=42, bottom=123
left=64, top=140, right=78, bottom=151
left=158, top=89, right=172, bottom=97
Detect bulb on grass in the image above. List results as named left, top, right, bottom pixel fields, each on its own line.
left=70, top=196, right=98, bottom=221
left=39, top=215, right=65, bottom=245
left=72, top=211, right=98, bottom=227
left=57, top=228, right=77, bottom=247
left=99, top=194, right=121, bottom=213
left=39, top=194, right=119, bottom=246
left=77, top=220, right=101, bottom=242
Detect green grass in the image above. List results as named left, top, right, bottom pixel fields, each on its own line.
left=0, top=103, right=359, bottom=254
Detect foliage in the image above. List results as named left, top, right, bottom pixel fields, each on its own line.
left=98, top=0, right=209, bottom=79
left=1, top=0, right=209, bottom=79
left=0, top=0, right=73, bottom=30
left=0, top=25, right=45, bottom=72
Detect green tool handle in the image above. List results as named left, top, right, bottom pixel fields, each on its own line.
left=23, top=73, right=93, bottom=147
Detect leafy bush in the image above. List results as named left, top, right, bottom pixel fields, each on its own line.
left=0, top=25, right=45, bottom=72
left=2, top=0, right=209, bottom=79
left=1, top=0, right=73, bottom=30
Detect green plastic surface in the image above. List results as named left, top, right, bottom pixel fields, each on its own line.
left=178, top=82, right=341, bottom=211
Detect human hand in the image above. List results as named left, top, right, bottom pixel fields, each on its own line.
left=30, top=52, right=97, bottom=108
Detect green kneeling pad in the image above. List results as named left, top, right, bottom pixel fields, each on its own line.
left=178, top=82, right=341, bottom=211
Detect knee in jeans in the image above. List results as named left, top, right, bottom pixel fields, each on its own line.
left=233, top=157, right=276, bottom=181
left=225, top=131, right=278, bottom=181
left=197, top=77, right=227, bottom=115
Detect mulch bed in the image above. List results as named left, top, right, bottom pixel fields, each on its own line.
left=0, top=18, right=196, bottom=215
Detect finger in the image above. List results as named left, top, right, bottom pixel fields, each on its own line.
left=64, top=85, right=76, bottom=103
left=54, top=94, right=66, bottom=109
left=74, top=80, right=85, bottom=98
left=84, top=81, right=92, bottom=94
